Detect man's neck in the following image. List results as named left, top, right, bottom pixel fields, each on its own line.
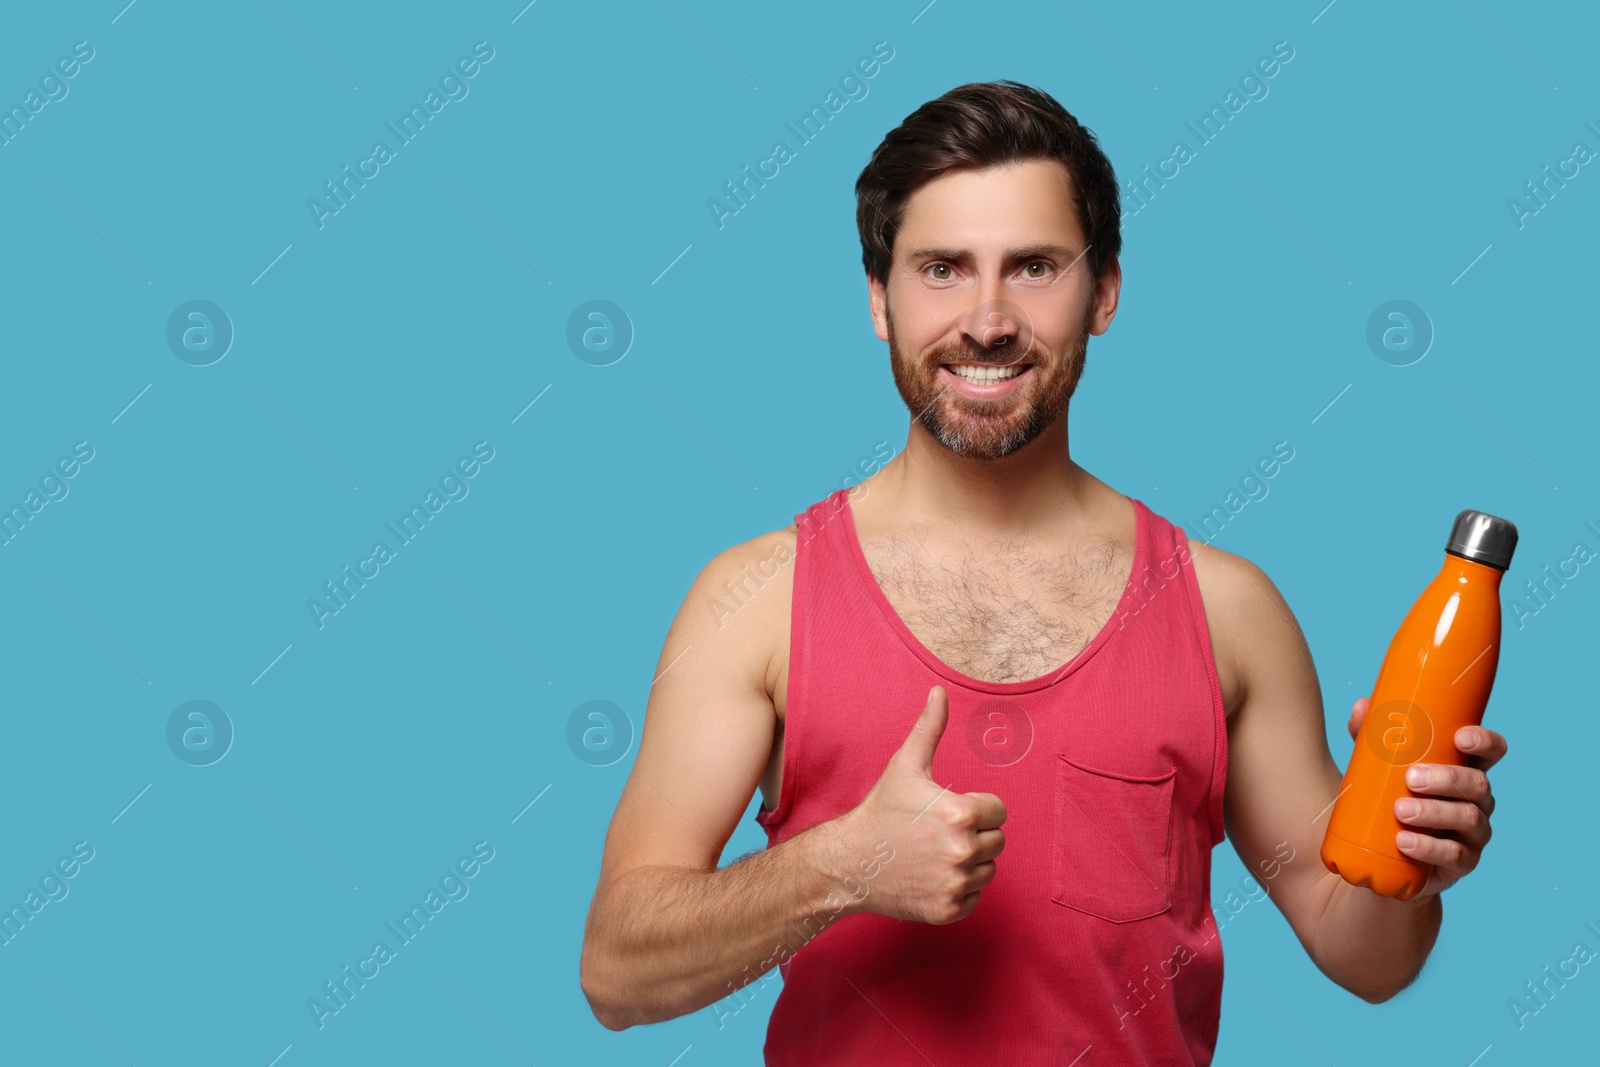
left=865, top=416, right=1098, bottom=539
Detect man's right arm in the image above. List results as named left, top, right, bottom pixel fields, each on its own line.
left=579, top=529, right=842, bottom=1030
left=583, top=818, right=863, bottom=1030
left=579, top=529, right=1007, bottom=1031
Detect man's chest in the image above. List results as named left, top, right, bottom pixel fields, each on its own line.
left=858, top=533, right=1133, bottom=685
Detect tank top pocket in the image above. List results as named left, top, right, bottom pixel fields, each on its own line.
left=1051, top=753, right=1176, bottom=922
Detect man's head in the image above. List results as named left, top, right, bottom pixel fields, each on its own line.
left=856, top=81, right=1122, bottom=461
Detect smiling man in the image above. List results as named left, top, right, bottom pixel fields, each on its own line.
left=579, top=82, right=1506, bottom=1065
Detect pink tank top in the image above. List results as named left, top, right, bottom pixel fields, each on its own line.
left=754, top=487, right=1229, bottom=1066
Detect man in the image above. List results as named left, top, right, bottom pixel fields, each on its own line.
left=579, top=82, right=1505, bottom=1065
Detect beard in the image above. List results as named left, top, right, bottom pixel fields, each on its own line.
left=887, top=302, right=1091, bottom=461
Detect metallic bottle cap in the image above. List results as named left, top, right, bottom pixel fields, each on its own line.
left=1445, top=509, right=1518, bottom=570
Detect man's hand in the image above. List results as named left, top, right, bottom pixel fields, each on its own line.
left=1345, top=696, right=1507, bottom=899
left=832, top=685, right=1007, bottom=925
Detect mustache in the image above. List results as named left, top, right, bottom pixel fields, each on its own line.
left=927, top=345, right=1033, bottom=367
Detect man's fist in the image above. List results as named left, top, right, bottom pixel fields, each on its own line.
left=831, top=686, right=1007, bottom=925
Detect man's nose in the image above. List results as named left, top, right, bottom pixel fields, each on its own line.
left=962, top=283, right=1028, bottom=354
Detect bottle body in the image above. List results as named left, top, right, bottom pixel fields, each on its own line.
left=1320, top=552, right=1505, bottom=899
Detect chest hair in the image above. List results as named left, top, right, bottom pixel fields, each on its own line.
left=861, top=526, right=1130, bottom=684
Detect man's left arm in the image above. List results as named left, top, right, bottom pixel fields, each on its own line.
left=1193, top=546, right=1505, bottom=1002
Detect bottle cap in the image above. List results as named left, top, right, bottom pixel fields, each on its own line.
left=1446, top=509, right=1518, bottom=570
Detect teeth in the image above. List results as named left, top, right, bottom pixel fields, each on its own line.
left=948, top=363, right=1023, bottom=384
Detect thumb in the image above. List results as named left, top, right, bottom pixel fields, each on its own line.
left=1348, top=696, right=1370, bottom=742
left=893, top=685, right=949, bottom=779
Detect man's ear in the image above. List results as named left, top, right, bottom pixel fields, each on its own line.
left=868, top=274, right=889, bottom=343
left=1087, top=257, right=1122, bottom=337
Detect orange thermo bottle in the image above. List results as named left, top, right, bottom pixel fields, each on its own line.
left=1320, top=509, right=1518, bottom=900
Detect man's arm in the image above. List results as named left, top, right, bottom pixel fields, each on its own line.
left=1191, top=544, right=1448, bottom=1003
left=579, top=529, right=837, bottom=1030
left=580, top=529, right=1009, bottom=1030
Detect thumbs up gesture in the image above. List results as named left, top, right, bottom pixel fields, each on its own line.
left=833, top=686, right=1008, bottom=925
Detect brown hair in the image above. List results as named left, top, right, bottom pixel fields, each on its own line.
left=854, top=80, right=1121, bottom=286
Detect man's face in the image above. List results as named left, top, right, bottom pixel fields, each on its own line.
left=870, top=159, right=1115, bottom=461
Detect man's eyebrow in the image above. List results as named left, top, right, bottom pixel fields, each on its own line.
left=903, top=244, right=1080, bottom=263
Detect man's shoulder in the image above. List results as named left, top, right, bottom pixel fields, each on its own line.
left=696, top=483, right=856, bottom=587
left=678, top=523, right=800, bottom=681
left=1179, top=537, right=1291, bottom=720
left=1183, top=536, right=1266, bottom=603
left=699, top=524, right=800, bottom=583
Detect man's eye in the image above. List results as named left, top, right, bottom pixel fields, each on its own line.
left=1023, top=261, right=1053, bottom=278
left=926, top=263, right=953, bottom=280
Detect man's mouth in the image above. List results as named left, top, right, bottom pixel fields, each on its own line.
left=942, top=362, right=1031, bottom=385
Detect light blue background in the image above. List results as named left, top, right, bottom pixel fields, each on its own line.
left=1, top=0, right=1594, bottom=1063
